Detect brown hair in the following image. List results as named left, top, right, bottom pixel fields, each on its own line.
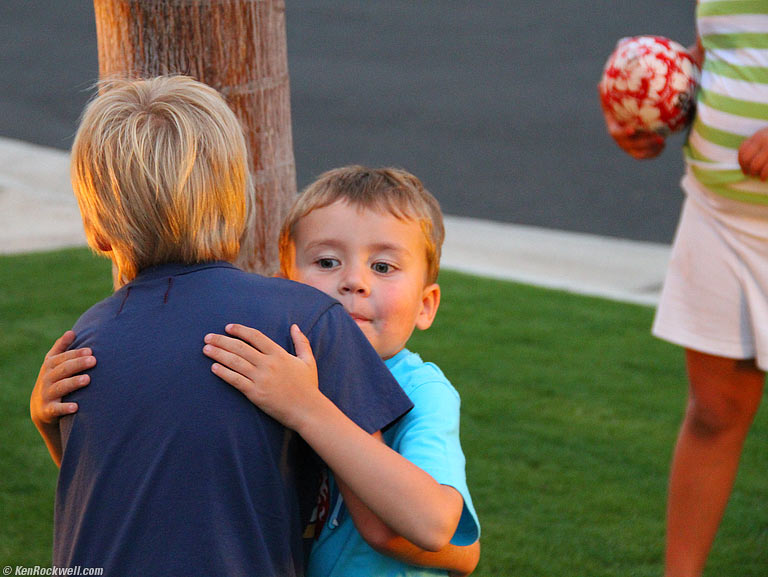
left=279, top=165, right=444, bottom=283
left=71, top=75, right=249, bottom=285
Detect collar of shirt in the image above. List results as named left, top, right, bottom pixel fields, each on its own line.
left=133, top=261, right=238, bottom=284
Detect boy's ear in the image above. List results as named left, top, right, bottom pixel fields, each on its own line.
left=415, top=283, right=441, bottom=331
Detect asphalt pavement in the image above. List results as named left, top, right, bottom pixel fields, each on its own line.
left=0, top=1, right=696, bottom=243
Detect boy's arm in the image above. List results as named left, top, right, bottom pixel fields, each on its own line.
left=203, top=323, right=462, bottom=552
left=30, top=331, right=94, bottom=467
left=338, top=477, right=480, bottom=576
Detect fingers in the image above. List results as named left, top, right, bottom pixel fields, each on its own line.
left=203, top=324, right=306, bottom=378
left=45, top=397, right=81, bottom=419
left=44, top=348, right=94, bottom=376
left=204, top=330, right=265, bottom=361
left=618, top=130, right=666, bottom=159
left=41, top=354, right=94, bottom=414
left=209, top=360, right=257, bottom=396
left=48, top=373, right=91, bottom=401
left=738, top=128, right=768, bottom=180
left=203, top=339, right=260, bottom=378
left=602, top=111, right=666, bottom=159
left=738, top=138, right=757, bottom=174
left=46, top=330, right=77, bottom=359
left=739, top=141, right=768, bottom=180
left=203, top=327, right=278, bottom=383
left=617, top=133, right=665, bottom=159
left=40, top=349, right=96, bottom=392
left=290, top=324, right=316, bottom=367
left=39, top=371, right=90, bottom=420
left=224, top=323, right=284, bottom=355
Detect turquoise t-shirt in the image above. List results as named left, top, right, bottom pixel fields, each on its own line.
left=306, top=348, right=480, bottom=577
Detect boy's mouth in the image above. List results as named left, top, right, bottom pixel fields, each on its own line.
left=348, top=312, right=372, bottom=324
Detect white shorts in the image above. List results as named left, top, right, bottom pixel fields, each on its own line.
left=652, top=184, right=768, bottom=371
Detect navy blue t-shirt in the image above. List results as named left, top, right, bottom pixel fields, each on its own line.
left=53, top=262, right=412, bottom=577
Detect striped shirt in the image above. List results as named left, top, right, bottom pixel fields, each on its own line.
left=685, top=0, right=768, bottom=204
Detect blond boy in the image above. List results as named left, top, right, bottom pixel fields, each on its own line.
left=203, top=166, right=481, bottom=576
left=30, top=79, right=417, bottom=576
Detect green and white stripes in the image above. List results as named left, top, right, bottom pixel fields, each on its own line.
left=684, top=0, right=768, bottom=203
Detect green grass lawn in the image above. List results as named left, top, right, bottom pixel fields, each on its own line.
left=2, top=248, right=766, bottom=575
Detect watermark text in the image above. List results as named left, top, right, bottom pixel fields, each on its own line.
left=4, top=567, right=103, bottom=576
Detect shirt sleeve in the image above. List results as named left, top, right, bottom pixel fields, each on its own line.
left=388, top=379, right=481, bottom=545
left=305, top=303, right=413, bottom=434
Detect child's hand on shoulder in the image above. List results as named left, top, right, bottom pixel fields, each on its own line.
left=31, top=330, right=95, bottom=427
left=738, top=127, right=768, bottom=181
left=203, top=324, right=320, bottom=430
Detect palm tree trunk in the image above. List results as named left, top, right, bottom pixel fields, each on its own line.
left=93, top=0, right=296, bottom=275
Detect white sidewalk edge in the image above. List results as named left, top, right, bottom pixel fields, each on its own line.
left=0, top=137, right=668, bottom=307
left=442, top=216, right=669, bottom=307
left=0, top=138, right=87, bottom=253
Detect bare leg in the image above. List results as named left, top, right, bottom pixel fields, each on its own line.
left=665, top=349, right=764, bottom=577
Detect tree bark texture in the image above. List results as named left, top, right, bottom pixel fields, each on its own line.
left=93, top=0, right=296, bottom=275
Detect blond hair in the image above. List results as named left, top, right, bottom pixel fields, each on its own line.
left=279, top=165, right=445, bottom=283
left=71, top=75, right=249, bottom=285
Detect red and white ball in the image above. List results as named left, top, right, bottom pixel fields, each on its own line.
left=599, top=35, right=700, bottom=134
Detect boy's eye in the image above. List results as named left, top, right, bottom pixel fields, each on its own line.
left=372, top=262, right=393, bottom=274
left=317, top=258, right=339, bottom=269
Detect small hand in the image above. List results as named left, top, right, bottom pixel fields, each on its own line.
left=603, top=112, right=666, bottom=159
left=738, top=127, right=768, bottom=181
left=203, top=324, right=319, bottom=430
left=30, top=330, right=95, bottom=426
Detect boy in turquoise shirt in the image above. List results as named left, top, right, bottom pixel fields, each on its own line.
left=204, top=165, right=481, bottom=576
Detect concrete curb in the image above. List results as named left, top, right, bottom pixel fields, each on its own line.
left=442, top=216, right=668, bottom=307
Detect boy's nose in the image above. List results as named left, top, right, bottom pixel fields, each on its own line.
left=339, top=268, right=370, bottom=296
